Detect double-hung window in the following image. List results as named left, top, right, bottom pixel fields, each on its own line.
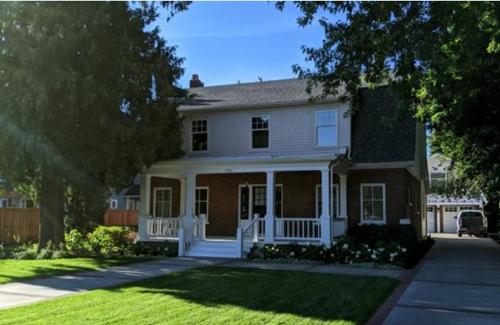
left=154, top=188, right=172, bottom=218
left=251, top=115, right=269, bottom=149
left=195, top=187, right=209, bottom=221
left=316, top=110, right=337, bottom=147
left=109, top=199, right=118, bottom=209
left=360, top=184, right=386, bottom=223
left=192, top=120, right=207, bottom=151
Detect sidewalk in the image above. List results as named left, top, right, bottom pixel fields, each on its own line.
left=0, top=257, right=226, bottom=310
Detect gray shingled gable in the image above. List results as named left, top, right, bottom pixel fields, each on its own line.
left=351, top=86, right=416, bottom=164
left=178, top=78, right=342, bottom=111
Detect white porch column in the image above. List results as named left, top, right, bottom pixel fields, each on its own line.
left=264, top=171, right=275, bottom=243
left=138, top=173, right=151, bottom=241
left=179, top=178, right=186, bottom=217
left=339, top=174, right=348, bottom=219
left=183, top=173, right=196, bottom=229
left=320, top=168, right=332, bottom=246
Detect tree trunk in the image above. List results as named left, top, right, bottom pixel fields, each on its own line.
left=39, top=168, right=65, bottom=250
left=485, top=196, right=499, bottom=234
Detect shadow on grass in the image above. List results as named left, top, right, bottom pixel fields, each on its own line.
left=114, top=266, right=398, bottom=324
left=0, top=256, right=155, bottom=285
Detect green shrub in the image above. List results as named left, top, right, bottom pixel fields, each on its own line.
left=87, top=226, right=133, bottom=256
left=131, top=241, right=178, bottom=257
left=347, top=225, right=418, bottom=249
left=65, top=229, right=91, bottom=256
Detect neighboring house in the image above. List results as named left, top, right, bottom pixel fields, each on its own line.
left=426, top=153, right=484, bottom=233
left=0, top=179, right=35, bottom=208
left=137, top=76, right=428, bottom=258
left=108, top=176, right=141, bottom=211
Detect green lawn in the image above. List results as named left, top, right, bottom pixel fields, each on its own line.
left=0, top=266, right=398, bottom=325
left=0, top=256, right=154, bottom=285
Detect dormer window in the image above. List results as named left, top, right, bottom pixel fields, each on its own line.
left=316, top=110, right=337, bottom=147
left=252, top=115, right=269, bottom=149
left=192, top=119, right=207, bottom=151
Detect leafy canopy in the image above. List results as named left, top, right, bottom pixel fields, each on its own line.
left=278, top=1, right=500, bottom=197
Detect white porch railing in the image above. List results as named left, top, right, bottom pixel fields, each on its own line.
left=147, top=217, right=181, bottom=238
left=274, top=218, right=321, bottom=241
left=238, top=217, right=265, bottom=257
left=179, top=214, right=207, bottom=256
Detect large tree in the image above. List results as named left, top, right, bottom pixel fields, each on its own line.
left=279, top=1, right=500, bottom=231
left=0, top=2, right=185, bottom=247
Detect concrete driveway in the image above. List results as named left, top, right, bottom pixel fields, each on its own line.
left=384, top=233, right=500, bottom=325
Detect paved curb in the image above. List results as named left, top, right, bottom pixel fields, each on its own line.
left=366, top=240, right=437, bottom=325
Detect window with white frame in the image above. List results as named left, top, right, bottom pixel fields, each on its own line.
left=195, top=187, right=209, bottom=221
left=316, top=110, right=337, bottom=147
left=360, top=184, right=386, bottom=223
left=0, top=198, right=8, bottom=208
left=315, top=184, right=339, bottom=218
left=126, top=198, right=140, bottom=211
left=430, top=172, right=446, bottom=190
left=192, top=119, right=207, bottom=151
left=154, top=188, right=172, bottom=218
left=251, top=115, right=269, bottom=149
left=109, top=199, right=118, bottom=209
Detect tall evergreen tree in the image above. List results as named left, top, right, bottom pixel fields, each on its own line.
left=0, top=2, right=185, bottom=247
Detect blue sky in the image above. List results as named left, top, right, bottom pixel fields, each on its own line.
left=156, top=2, right=325, bottom=88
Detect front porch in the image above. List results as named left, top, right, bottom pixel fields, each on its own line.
left=137, top=157, right=349, bottom=258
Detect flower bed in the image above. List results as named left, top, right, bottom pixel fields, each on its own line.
left=248, top=225, right=434, bottom=269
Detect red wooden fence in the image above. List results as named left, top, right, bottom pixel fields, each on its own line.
left=0, top=208, right=39, bottom=244
left=0, top=208, right=138, bottom=244
left=103, top=209, right=139, bottom=227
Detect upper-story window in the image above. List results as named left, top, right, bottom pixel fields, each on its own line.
left=251, top=115, right=269, bottom=149
left=192, top=120, right=207, bottom=151
left=316, top=110, right=337, bottom=147
left=430, top=172, right=446, bottom=190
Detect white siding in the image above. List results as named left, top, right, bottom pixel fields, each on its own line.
left=181, top=103, right=351, bottom=158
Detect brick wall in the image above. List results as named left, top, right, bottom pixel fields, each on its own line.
left=347, top=168, right=424, bottom=234
left=149, top=177, right=181, bottom=217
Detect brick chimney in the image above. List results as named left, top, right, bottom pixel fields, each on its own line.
left=189, top=74, right=204, bottom=88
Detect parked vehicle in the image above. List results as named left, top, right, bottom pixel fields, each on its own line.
left=456, top=210, right=488, bottom=237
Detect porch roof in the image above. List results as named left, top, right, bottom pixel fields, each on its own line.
left=146, top=153, right=341, bottom=176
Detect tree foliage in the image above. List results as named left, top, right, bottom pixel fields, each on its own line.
left=0, top=2, right=186, bottom=245
left=279, top=2, right=500, bottom=200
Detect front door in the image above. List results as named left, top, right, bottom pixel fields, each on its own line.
left=238, top=185, right=282, bottom=229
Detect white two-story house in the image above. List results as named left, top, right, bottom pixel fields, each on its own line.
left=137, top=76, right=428, bottom=258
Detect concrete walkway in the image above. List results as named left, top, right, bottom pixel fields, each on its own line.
left=0, top=257, right=226, bottom=310
left=384, top=233, right=500, bottom=325
left=221, top=260, right=403, bottom=279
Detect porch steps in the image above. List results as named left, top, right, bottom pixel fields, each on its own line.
left=186, top=239, right=240, bottom=258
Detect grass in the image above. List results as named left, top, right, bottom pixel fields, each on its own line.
left=0, top=256, right=155, bottom=285
left=0, top=266, right=398, bottom=325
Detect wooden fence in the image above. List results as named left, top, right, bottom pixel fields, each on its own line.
left=0, top=208, right=139, bottom=244
left=0, top=208, right=39, bottom=244
left=103, top=210, right=139, bottom=227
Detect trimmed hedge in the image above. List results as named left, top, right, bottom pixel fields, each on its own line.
left=347, top=224, right=419, bottom=249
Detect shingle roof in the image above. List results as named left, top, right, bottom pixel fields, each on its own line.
left=124, top=185, right=139, bottom=197
left=178, top=78, right=342, bottom=112
left=351, top=86, right=416, bottom=164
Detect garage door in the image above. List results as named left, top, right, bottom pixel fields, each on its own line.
left=443, top=206, right=459, bottom=233
left=427, top=206, right=436, bottom=233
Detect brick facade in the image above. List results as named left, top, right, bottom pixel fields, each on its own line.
left=149, top=168, right=424, bottom=237
left=346, top=168, right=424, bottom=235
